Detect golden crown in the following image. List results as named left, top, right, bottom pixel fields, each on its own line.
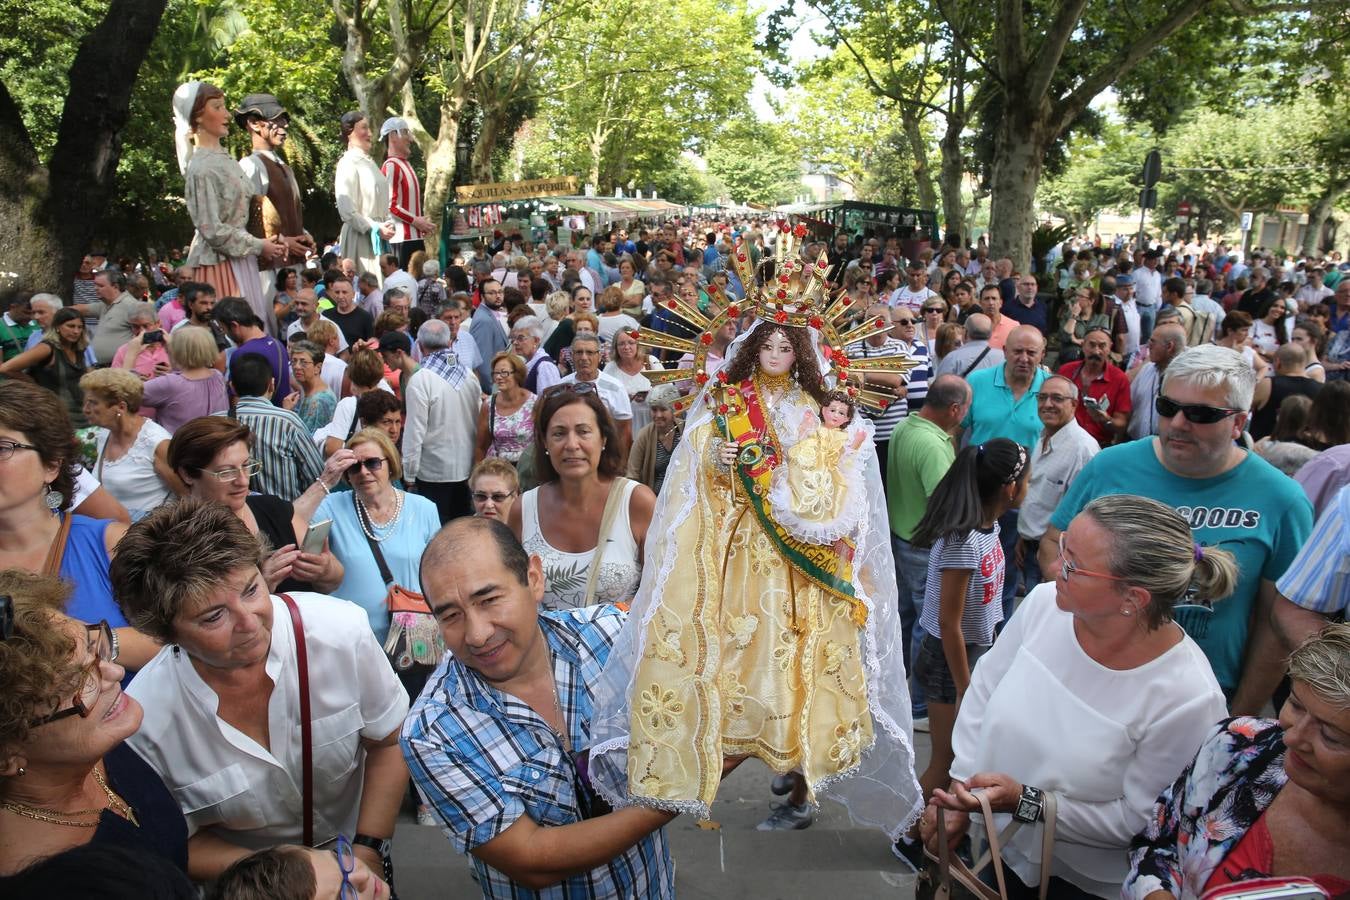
left=631, top=219, right=917, bottom=415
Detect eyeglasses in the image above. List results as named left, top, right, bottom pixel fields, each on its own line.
left=1154, top=395, right=1242, bottom=425
left=346, top=457, right=386, bottom=475
left=1035, top=392, right=1074, bottom=404
left=550, top=381, right=598, bottom=396
left=894, top=318, right=915, bottom=325
left=491, top=370, right=514, bottom=379
left=472, top=490, right=517, bottom=504
left=208, top=459, right=262, bottom=481
left=29, top=621, right=117, bottom=726
left=0, top=439, right=40, bottom=462
left=1057, top=534, right=1126, bottom=584
left=333, top=834, right=358, bottom=900
left=922, top=307, right=944, bottom=314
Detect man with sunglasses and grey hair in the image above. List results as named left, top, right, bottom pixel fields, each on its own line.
left=1042, top=344, right=1312, bottom=716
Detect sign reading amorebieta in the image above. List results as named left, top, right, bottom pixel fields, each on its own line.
left=455, top=176, right=578, bottom=204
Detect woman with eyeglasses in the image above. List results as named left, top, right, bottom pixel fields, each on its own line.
left=920, top=495, right=1232, bottom=899
left=0, top=570, right=187, bottom=877
left=0, top=381, right=158, bottom=670
left=285, top=341, right=337, bottom=435
left=314, top=428, right=440, bottom=644
left=475, top=351, right=535, bottom=465
left=207, top=835, right=388, bottom=899
left=111, top=498, right=409, bottom=883
left=169, top=416, right=346, bottom=594
left=468, top=457, right=519, bottom=521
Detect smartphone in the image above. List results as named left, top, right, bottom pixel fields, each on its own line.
left=301, top=519, right=332, bottom=555
left=142, top=330, right=164, bottom=344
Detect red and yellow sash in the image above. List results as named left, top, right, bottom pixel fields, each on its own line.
left=715, top=379, right=864, bottom=624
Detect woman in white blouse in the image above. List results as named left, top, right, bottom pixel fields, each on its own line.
left=334, top=111, right=393, bottom=284
left=79, top=368, right=186, bottom=521
left=113, top=498, right=409, bottom=882
left=921, top=495, right=1234, bottom=899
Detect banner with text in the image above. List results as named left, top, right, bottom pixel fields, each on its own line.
left=455, top=177, right=578, bottom=204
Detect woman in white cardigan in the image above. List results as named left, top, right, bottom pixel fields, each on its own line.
left=921, top=495, right=1234, bottom=899
left=334, top=110, right=393, bottom=284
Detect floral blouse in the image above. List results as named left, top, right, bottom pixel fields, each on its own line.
left=1124, top=717, right=1287, bottom=900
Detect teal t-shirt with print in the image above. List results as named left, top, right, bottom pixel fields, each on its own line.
left=1050, top=437, right=1313, bottom=692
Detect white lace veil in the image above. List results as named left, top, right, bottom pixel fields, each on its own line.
left=588, top=319, right=924, bottom=838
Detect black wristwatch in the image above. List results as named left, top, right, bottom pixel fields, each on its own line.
left=1013, top=785, right=1044, bottom=824
left=352, top=833, right=392, bottom=857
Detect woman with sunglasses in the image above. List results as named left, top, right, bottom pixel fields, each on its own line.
left=0, top=571, right=187, bottom=877
left=314, top=428, right=440, bottom=644
left=921, top=495, right=1232, bottom=899
left=208, top=834, right=388, bottom=899
left=169, top=416, right=347, bottom=594
left=468, top=457, right=519, bottom=522
left=918, top=299, right=947, bottom=358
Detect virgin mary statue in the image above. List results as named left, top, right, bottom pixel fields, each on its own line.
left=588, top=222, right=923, bottom=837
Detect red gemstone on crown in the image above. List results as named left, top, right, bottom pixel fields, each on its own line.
left=774, top=310, right=788, bottom=323
left=696, top=372, right=709, bottom=384
left=700, top=332, right=713, bottom=345
left=776, top=289, right=787, bottom=300
left=809, top=316, right=823, bottom=329
left=726, top=305, right=739, bottom=317
left=667, top=300, right=678, bottom=309
left=737, top=253, right=747, bottom=262
left=718, top=404, right=729, bottom=414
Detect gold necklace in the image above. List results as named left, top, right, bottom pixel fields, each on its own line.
left=0, top=767, right=137, bottom=828
left=755, top=371, right=792, bottom=392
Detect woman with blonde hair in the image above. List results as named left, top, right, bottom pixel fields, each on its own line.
left=921, top=494, right=1233, bottom=897
left=137, top=326, right=229, bottom=432
left=475, top=350, right=535, bottom=464
left=80, top=369, right=186, bottom=521
left=596, top=284, right=641, bottom=342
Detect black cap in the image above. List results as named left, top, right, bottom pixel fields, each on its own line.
left=234, top=93, right=289, bottom=127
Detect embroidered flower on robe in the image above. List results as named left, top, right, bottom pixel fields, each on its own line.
left=726, top=614, right=759, bottom=649
left=638, top=684, right=685, bottom=731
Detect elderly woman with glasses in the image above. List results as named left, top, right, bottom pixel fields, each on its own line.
left=1125, top=624, right=1350, bottom=899
left=0, top=571, right=187, bottom=877
left=169, top=417, right=347, bottom=594
left=111, top=498, right=409, bottom=882
left=475, top=351, right=535, bottom=465
left=110, top=302, right=171, bottom=384
left=921, top=496, right=1234, bottom=899
left=79, top=368, right=187, bottom=521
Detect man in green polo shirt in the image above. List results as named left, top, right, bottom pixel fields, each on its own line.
left=0, top=295, right=39, bottom=361
left=888, top=374, right=971, bottom=724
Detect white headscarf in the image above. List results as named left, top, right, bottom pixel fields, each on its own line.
left=172, top=81, right=204, bottom=174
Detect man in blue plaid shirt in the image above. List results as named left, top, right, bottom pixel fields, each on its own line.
left=402, top=518, right=676, bottom=898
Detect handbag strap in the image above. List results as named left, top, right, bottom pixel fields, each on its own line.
left=41, top=513, right=74, bottom=576
left=354, top=494, right=396, bottom=586
left=581, top=477, right=630, bottom=607
left=278, top=592, right=314, bottom=847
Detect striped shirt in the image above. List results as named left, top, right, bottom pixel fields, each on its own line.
left=233, top=397, right=324, bottom=501
left=1275, top=484, right=1350, bottom=616
left=847, top=336, right=910, bottom=438
left=895, top=339, right=931, bottom=406
left=381, top=155, right=423, bottom=243
left=402, top=606, right=675, bottom=899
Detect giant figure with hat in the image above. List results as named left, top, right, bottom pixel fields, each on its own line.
left=173, top=81, right=286, bottom=336
left=379, top=117, right=436, bottom=270
left=236, top=93, right=316, bottom=319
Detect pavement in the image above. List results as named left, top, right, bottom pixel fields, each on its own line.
left=392, top=729, right=931, bottom=898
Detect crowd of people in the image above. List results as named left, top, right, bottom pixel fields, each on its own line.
left=0, top=77, right=1347, bottom=900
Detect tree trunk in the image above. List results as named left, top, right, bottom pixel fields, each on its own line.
left=1302, top=178, right=1349, bottom=256
left=987, top=108, right=1050, bottom=271
left=470, top=111, right=502, bottom=184
left=899, top=112, right=939, bottom=214
left=937, top=116, right=966, bottom=243
left=422, top=114, right=462, bottom=253
left=0, top=0, right=168, bottom=301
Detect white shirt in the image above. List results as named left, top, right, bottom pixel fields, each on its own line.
left=402, top=365, right=482, bottom=483
left=320, top=354, right=347, bottom=399
left=559, top=370, right=633, bottom=421
left=951, top=584, right=1226, bottom=897
left=126, top=593, right=409, bottom=849
left=889, top=285, right=939, bottom=314
left=1133, top=267, right=1162, bottom=307
left=93, top=419, right=173, bottom=519
left=1018, top=420, right=1099, bottom=539
left=1116, top=296, right=1141, bottom=359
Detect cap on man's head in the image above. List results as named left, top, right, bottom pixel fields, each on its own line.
left=233, top=93, right=288, bottom=127
left=378, top=331, right=412, bottom=354
left=379, top=116, right=411, bottom=140
left=1115, top=273, right=1135, bottom=287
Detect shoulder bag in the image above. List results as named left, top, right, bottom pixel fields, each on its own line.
left=922, top=789, right=1059, bottom=900
left=41, top=512, right=74, bottom=576
left=277, top=592, right=314, bottom=847
left=581, top=477, right=631, bottom=608
left=354, top=495, right=442, bottom=670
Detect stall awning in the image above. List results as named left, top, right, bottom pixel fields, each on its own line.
left=542, top=196, right=685, bottom=216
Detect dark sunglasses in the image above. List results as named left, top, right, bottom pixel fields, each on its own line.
left=1155, top=395, right=1242, bottom=424
left=346, top=457, right=387, bottom=475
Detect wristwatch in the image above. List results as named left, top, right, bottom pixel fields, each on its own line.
left=352, top=833, right=392, bottom=857
left=1013, top=785, right=1045, bottom=823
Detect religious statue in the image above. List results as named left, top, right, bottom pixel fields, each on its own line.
left=588, top=222, right=923, bottom=837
